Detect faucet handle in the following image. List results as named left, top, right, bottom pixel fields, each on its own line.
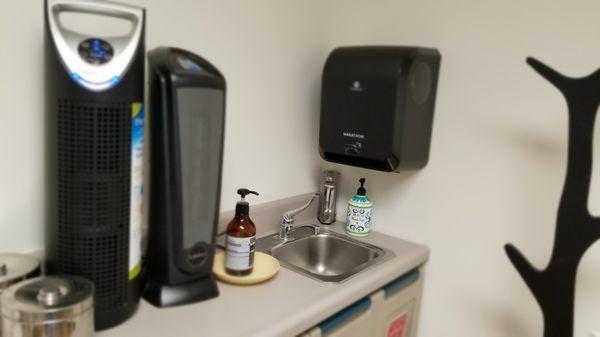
left=301, top=224, right=320, bottom=235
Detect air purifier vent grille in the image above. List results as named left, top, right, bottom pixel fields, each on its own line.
left=56, top=228, right=127, bottom=309
left=56, top=99, right=131, bottom=314
left=57, top=100, right=131, bottom=174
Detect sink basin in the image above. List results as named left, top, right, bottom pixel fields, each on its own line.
left=256, top=226, right=393, bottom=282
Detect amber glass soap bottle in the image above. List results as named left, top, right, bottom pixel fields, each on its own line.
left=225, top=188, right=259, bottom=276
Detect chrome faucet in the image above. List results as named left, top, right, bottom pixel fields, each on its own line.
left=279, top=193, right=320, bottom=241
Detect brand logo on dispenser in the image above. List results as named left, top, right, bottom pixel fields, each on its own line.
left=345, top=142, right=362, bottom=155
left=343, top=132, right=365, bottom=139
left=350, top=81, right=363, bottom=92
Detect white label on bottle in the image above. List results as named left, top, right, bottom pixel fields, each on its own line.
left=346, top=205, right=372, bottom=235
left=225, top=236, right=256, bottom=271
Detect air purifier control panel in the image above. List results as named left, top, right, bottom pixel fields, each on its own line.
left=78, top=38, right=114, bottom=64
left=175, top=55, right=203, bottom=72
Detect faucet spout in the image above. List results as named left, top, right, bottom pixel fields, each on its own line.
left=279, top=193, right=320, bottom=241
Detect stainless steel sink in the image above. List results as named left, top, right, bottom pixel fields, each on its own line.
left=256, top=226, right=393, bottom=282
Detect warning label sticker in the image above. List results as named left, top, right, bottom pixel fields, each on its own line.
left=387, top=312, right=408, bottom=337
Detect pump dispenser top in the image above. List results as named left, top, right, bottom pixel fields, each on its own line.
left=237, top=188, right=259, bottom=202
left=356, top=178, right=367, bottom=196
left=235, top=189, right=259, bottom=216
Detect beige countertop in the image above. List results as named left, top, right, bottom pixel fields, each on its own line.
left=98, top=220, right=428, bottom=337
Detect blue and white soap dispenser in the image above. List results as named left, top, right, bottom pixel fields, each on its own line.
left=346, top=178, right=373, bottom=236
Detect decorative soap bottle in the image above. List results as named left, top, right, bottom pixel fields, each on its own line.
left=346, top=178, right=373, bottom=237
left=225, top=188, right=259, bottom=276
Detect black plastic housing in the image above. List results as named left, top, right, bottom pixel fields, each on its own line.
left=44, top=2, right=146, bottom=331
left=144, top=47, right=225, bottom=307
left=319, top=46, right=441, bottom=172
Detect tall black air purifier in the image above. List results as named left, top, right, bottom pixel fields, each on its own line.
left=144, top=47, right=225, bottom=307
left=44, top=0, right=145, bottom=330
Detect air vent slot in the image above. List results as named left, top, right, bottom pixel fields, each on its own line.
left=322, top=152, right=397, bottom=172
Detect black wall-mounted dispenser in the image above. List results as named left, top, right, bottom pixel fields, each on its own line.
left=319, top=46, right=441, bottom=172
left=144, top=47, right=225, bottom=307
left=44, top=0, right=145, bottom=330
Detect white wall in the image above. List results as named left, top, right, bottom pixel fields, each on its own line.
left=2, top=1, right=599, bottom=336
left=0, top=0, right=329, bottom=252
left=325, top=0, right=600, bottom=336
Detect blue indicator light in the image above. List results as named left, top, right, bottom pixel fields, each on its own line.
left=110, top=76, right=121, bottom=84
left=71, top=72, right=81, bottom=80
left=189, top=65, right=201, bottom=71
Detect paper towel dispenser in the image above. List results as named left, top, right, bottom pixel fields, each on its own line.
left=319, top=46, right=441, bottom=172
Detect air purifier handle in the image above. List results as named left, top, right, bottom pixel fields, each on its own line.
left=46, top=0, right=145, bottom=92
left=48, top=0, right=143, bottom=34
left=48, top=0, right=143, bottom=24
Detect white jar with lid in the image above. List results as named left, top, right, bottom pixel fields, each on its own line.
left=1, top=276, right=94, bottom=337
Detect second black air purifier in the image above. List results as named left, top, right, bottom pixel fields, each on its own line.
left=45, top=0, right=145, bottom=330
left=144, top=47, right=225, bottom=307
left=319, top=46, right=441, bottom=172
